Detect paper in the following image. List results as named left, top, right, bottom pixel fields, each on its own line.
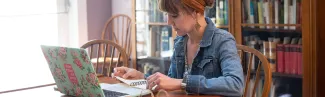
left=115, top=76, right=148, bottom=90
left=100, top=83, right=151, bottom=96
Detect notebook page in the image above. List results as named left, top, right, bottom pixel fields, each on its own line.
left=115, top=76, right=148, bottom=89
left=100, top=83, right=151, bottom=96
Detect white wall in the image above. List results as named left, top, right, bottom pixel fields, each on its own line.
left=112, top=0, right=133, bottom=16
left=87, top=0, right=112, bottom=41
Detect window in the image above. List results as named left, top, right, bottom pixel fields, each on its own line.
left=0, top=0, right=67, bottom=92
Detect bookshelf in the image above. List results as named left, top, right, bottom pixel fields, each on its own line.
left=250, top=71, right=302, bottom=79
left=132, top=0, right=317, bottom=97
left=232, top=0, right=316, bottom=97
left=133, top=0, right=231, bottom=74
left=134, top=0, right=175, bottom=59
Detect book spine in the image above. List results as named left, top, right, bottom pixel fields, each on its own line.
left=263, top=41, right=270, bottom=71
left=291, top=45, right=298, bottom=74
left=284, top=44, right=291, bottom=74
left=275, top=0, right=279, bottom=29
left=242, top=0, right=247, bottom=23
left=218, top=0, right=225, bottom=25
left=254, top=0, right=259, bottom=24
left=269, top=0, right=274, bottom=29
left=216, top=0, right=220, bottom=25
left=284, top=0, right=289, bottom=29
left=290, top=0, right=297, bottom=30
left=276, top=44, right=284, bottom=73
left=264, top=0, right=271, bottom=29
left=296, top=0, right=301, bottom=24
left=224, top=0, right=228, bottom=25
left=279, top=0, right=284, bottom=25
left=297, top=45, right=303, bottom=75
left=258, top=0, right=265, bottom=28
left=269, top=42, right=277, bottom=72
left=249, top=0, right=255, bottom=28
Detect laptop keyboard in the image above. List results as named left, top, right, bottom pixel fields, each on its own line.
left=103, top=89, right=128, bottom=97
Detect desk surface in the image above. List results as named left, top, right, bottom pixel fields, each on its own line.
left=0, top=77, right=221, bottom=97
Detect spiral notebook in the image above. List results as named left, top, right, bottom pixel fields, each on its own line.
left=114, top=76, right=148, bottom=89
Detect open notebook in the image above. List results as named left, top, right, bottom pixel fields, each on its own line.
left=114, top=76, right=148, bottom=89
left=100, top=77, right=152, bottom=97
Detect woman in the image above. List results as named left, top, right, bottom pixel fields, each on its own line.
left=113, top=0, right=244, bottom=96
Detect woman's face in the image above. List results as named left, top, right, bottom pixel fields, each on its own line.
left=167, top=8, right=196, bottom=36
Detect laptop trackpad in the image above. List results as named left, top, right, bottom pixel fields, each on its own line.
left=100, top=83, right=151, bottom=97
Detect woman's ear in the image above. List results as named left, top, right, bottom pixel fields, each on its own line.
left=196, top=12, right=202, bottom=18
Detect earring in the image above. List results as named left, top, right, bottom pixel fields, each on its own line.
left=195, top=20, right=201, bottom=28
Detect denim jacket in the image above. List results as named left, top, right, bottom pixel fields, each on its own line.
left=168, top=18, right=244, bottom=96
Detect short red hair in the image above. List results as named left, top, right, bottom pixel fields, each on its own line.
left=159, top=0, right=215, bottom=15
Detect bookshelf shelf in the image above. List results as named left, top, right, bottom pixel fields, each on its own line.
left=250, top=71, right=303, bottom=79
left=242, top=24, right=302, bottom=27
left=242, top=27, right=302, bottom=33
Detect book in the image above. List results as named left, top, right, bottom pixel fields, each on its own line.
left=242, top=0, right=248, bottom=23
left=249, top=0, right=255, bottom=28
left=274, top=0, right=279, bottom=29
left=290, top=38, right=299, bottom=74
left=217, top=0, right=225, bottom=25
left=269, top=41, right=277, bottom=72
left=253, top=0, right=259, bottom=24
left=224, top=0, right=229, bottom=25
left=297, top=38, right=302, bottom=75
left=264, top=0, right=271, bottom=29
left=263, top=41, right=270, bottom=69
left=276, top=44, right=285, bottom=73
left=289, top=0, right=297, bottom=30
left=284, top=0, right=289, bottom=29
left=283, top=37, right=291, bottom=74
left=161, top=27, right=169, bottom=52
left=258, top=0, right=265, bottom=28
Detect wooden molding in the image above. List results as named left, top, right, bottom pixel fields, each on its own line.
left=302, top=0, right=317, bottom=97
left=234, top=0, right=242, bottom=44
left=316, top=0, right=325, bottom=96
left=131, top=0, right=137, bottom=69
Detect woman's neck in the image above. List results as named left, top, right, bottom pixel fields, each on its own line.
left=187, top=17, right=207, bottom=45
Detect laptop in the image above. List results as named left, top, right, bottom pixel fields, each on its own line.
left=40, top=45, right=151, bottom=97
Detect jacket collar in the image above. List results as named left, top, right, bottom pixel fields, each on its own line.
left=199, top=17, right=215, bottom=47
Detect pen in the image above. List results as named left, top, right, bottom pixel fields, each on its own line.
left=152, top=85, right=158, bottom=91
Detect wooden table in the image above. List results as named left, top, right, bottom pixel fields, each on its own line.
left=0, top=77, right=221, bottom=97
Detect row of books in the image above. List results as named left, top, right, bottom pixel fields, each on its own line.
left=214, top=0, right=229, bottom=26
left=242, top=0, right=301, bottom=30
left=244, top=35, right=302, bottom=75
left=149, top=26, right=173, bottom=57
left=148, top=0, right=166, bottom=23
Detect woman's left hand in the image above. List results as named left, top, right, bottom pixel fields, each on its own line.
left=147, top=72, right=183, bottom=91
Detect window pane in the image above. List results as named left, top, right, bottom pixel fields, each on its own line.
left=0, top=0, right=59, bottom=92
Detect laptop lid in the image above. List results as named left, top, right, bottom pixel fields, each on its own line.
left=41, top=45, right=104, bottom=97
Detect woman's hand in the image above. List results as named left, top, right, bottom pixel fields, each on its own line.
left=147, top=72, right=182, bottom=91
left=113, top=66, right=144, bottom=80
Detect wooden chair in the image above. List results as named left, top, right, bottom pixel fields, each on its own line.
left=236, top=44, right=272, bottom=97
left=101, top=14, right=132, bottom=60
left=81, top=40, right=129, bottom=77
